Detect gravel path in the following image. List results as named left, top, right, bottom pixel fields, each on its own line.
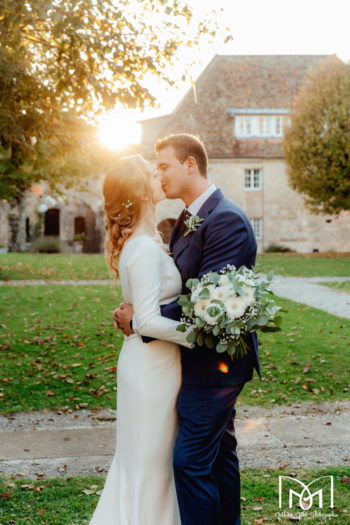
left=1, top=276, right=350, bottom=319
left=269, top=276, right=350, bottom=318
left=1, top=402, right=349, bottom=478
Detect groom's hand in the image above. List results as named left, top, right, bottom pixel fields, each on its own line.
left=116, top=303, right=134, bottom=336
left=113, top=308, right=121, bottom=331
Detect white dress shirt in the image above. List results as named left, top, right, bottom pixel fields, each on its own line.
left=187, top=184, right=217, bottom=216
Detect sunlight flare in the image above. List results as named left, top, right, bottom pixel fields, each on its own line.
left=98, top=111, right=141, bottom=150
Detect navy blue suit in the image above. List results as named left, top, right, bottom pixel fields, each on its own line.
left=161, top=188, right=261, bottom=524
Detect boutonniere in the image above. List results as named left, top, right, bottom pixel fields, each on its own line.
left=184, top=215, right=204, bottom=237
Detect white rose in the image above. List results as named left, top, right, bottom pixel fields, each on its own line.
left=211, top=286, right=232, bottom=302
left=225, top=296, right=247, bottom=319
left=241, top=285, right=256, bottom=305
left=194, top=298, right=210, bottom=319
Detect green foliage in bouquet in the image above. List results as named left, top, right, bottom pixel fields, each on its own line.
left=177, top=266, right=283, bottom=358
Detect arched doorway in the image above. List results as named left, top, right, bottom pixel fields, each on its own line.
left=74, top=216, right=87, bottom=237
left=44, top=208, right=60, bottom=236
left=158, top=218, right=176, bottom=244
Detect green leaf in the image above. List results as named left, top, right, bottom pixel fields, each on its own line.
left=266, top=270, right=274, bottom=281
left=204, top=336, right=216, bottom=349
left=274, top=315, right=283, bottom=327
left=198, top=287, right=210, bottom=299
left=186, top=278, right=199, bottom=289
left=213, top=324, right=220, bottom=336
left=186, top=331, right=197, bottom=344
left=196, top=332, right=204, bottom=346
left=255, top=315, right=269, bottom=326
left=207, top=306, right=220, bottom=317
left=216, top=342, right=227, bottom=353
left=260, top=326, right=282, bottom=333
left=176, top=324, right=186, bottom=333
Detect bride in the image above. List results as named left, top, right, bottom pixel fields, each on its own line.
left=89, top=155, right=192, bottom=525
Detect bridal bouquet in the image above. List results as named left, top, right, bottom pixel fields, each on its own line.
left=176, top=265, right=282, bottom=358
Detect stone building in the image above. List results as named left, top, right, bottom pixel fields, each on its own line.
left=140, top=54, right=350, bottom=253
left=1, top=54, right=349, bottom=253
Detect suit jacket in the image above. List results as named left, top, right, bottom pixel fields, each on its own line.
left=161, top=188, right=261, bottom=386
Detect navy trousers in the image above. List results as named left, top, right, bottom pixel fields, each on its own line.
left=173, top=383, right=245, bottom=525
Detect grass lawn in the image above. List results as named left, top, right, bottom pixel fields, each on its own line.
left=0, top=285, right=123, bottom=413
left=1, top=252, right=350, bottom=281
left=0, top=467, right=348, bottom=524
left=0, top=285, right=349, bottom=413
left=256, top=252, right=350, bottom=277
left=318, top=281, right=350, bottom=293
left=0, top=253, right=111, bottom=281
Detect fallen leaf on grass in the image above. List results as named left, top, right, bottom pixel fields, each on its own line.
left=279, top=462, right=290, bottom=470
left=0, top=492, right=11, bottom=500
left=252, top=506, right=263, bottom=511
left=83, top=489, right=96, bottom=495
left=342, top=476, right=350, bottom=484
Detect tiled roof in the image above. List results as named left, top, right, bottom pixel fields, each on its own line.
left=141, top=54, right=331, bottom=158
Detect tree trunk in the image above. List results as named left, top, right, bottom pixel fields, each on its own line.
left=17, top=196, right=27, bottom=252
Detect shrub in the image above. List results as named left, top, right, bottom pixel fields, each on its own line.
left=33, top=237, right=61, bottom=253
left=265, top=244, right=293, bottom=253
left=74, top=233, right=86, bottom=242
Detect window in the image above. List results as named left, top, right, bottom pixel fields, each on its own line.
left=234, top=115, right=285, bottom=138
left=250, top=218, right=263, bottom=240
left=244, top=168, right=262, bottom=190
left=44, top=208, right=60, bottom=236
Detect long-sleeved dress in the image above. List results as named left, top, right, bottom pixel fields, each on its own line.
left=89, top=234, right=192, bottom=525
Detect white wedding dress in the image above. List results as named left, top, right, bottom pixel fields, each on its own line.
left=89, top=234, right=192, bottom=525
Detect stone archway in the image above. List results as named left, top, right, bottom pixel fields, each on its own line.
left=158, top=218, right=176, bottom=244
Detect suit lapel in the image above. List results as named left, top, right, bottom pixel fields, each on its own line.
left=172, top=188, right=224, bottom=263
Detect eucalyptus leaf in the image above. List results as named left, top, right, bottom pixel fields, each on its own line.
left=204, top=336, right=215, bottom=349
left=216, top=342, right=227, bottom=353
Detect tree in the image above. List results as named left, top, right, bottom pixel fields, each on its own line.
left=0, top=0, right=229, bottom=202
left=283, top=57, right=350, bottom=215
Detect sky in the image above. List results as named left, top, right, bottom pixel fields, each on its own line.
left=99, top=0, right=350, bottom=149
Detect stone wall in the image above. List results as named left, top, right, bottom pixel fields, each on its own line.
left=211, top=157, right=350, bottom=253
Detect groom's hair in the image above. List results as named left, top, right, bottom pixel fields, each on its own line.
left=154, top=133, right=208, bottom=178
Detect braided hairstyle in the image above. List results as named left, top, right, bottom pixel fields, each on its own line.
left=103, top=154, right=155, bottom=279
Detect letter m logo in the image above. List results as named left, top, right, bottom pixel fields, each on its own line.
left=279, top=476, right=334, bottom=510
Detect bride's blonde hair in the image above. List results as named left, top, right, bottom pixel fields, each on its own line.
left=103, top=154, right=155, bottom=279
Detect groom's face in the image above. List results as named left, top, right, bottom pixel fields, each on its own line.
left=157, top=146, right=188, bottom=200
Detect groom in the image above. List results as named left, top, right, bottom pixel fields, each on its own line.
left=115, top=133, right=261, bottom=525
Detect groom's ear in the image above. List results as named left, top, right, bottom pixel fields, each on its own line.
left=186, top=156, right=196, bottom=174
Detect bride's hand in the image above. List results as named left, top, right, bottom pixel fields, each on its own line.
left=116, top=303, right=134, bottom=336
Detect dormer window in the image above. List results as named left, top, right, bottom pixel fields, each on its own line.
left=227, top=108, right=289, bottom=138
